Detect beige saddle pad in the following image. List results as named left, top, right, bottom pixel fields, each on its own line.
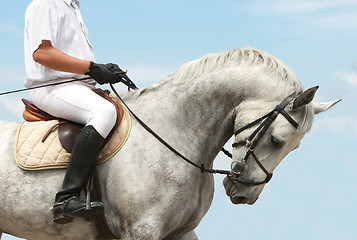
left=14, top=101, right=131, bottom=171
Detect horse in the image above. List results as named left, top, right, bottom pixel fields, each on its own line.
left=0, top=47, right=339, bottom=240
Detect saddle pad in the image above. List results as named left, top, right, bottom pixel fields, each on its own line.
left=14, top=98, right=131, bottom=171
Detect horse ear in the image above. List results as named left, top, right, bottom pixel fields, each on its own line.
left=291, top=86, right=319, bottom=111
left=312, top=99, right=341, bottom=114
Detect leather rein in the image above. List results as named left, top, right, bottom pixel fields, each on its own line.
left=110, top=84, right=299, bottom=186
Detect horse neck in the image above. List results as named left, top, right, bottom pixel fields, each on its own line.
left=123, top=66, right=297, bottom=167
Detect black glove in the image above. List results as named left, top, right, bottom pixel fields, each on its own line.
left=86, top=61, right=124, bottom=85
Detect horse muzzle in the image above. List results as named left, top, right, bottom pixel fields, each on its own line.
left=223, top=175, right=259, bottom=205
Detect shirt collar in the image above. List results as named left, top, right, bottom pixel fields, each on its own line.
left=63, top=0, right=79, bottom=8
left=63, top=0, right=72, bottom=5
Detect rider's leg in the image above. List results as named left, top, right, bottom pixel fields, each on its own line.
left=52, top=125, right=105, bottom=224
left=30, top=82, right=117, bottom=224
left=29, top=82, right=116, bottom=137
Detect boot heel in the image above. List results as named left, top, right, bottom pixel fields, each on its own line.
left=53, top=212, right=73, bottom=224
left=52, top=204, right=73, bottom=224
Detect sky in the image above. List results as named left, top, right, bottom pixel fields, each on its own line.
left=0, top=0, right=356, bottom=239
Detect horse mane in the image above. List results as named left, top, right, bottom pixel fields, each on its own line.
left=131, top=47, right=312, bottom=133
left=139, top=47, right=302, bottom=94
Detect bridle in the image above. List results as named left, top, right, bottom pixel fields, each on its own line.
left=227, top=93, right=299, bottom=186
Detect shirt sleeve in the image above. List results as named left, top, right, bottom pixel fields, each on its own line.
left=26, top=0, right=59, bottom=55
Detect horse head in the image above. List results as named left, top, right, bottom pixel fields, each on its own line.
left=224, top=86, right=340, bottom=204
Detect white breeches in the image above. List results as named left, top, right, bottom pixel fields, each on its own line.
left=30, top=82, right=117, bottom=138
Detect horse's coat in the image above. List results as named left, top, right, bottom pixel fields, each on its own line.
left=0, top=48, right=338, bottom=240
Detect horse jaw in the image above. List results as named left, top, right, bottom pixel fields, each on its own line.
left=223, top=97, right=342, bottom=205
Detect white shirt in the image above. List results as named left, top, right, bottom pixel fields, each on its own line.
left=24, top=0, right=96, bottom=87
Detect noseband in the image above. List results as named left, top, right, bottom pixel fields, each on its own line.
left=229, top=93, right=299, bottom=186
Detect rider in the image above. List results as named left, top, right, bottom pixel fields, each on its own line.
left=24, top=0, right=124, bottom=224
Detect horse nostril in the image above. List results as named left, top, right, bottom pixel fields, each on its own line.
left=237, top=197, right=248, bottom=203
left=231, top=161, right=245, bottom=175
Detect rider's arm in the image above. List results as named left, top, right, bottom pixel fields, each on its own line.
left=33, top=40, right=124, bottom=85
left=33, top=40, right=90, bottom=74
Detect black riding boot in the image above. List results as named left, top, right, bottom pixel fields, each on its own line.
left=52, top=125, right=105, bottom=224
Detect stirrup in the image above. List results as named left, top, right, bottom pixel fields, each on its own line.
left=52, top=168, right=103, bottom=224
left=84, top=168, right=103, bottom=221
left=52, top=196, right=103, bottom=224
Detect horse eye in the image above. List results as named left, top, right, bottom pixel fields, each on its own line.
left=271, top=135, right=283, bottom=148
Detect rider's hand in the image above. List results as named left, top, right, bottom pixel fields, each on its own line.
left=86, top=61, right=123, bottom=85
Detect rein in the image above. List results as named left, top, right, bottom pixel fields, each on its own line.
left=110, top=84, right=299, bottom=185
left=0, top=74, right=229, bottom=173
left=109, top=84, right=231, bottom=176
left=0, top=70, right=135, bottom=96
left=2, top=75, right=298, bottom=182
left=0, top=77, right=92, bottom=96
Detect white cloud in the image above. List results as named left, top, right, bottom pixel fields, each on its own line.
left=314, top=117, right=357, bottom=134
left=247, top=0, right=357, bottom=31
left=0, top=23, right=23, bottom=38
left=249, top=0, right=357, bottom=15
left=313, top=11, right=357, bottom=30
left=0, top=69, right=26, bottom=122
left=0, top=96, right=24, bottom=121
left=336, top=71, right=357, bottom=86
left=124, top=63, right=179, bottom=87
left=0, top=69, right=28, bottom=122
left=0, top=69, right=25, bottom=84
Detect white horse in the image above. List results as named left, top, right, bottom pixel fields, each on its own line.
left=0, top=48, right=339, bottom=240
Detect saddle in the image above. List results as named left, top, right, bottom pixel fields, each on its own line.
left=21, top=89, right=124, bottom=153
left=20, top=88, right=125, bottom=239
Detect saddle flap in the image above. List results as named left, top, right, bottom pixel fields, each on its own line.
left=58, top=122, right=83, bottom=153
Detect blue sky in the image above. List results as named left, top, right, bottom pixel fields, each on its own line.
left=1, top=0, right=356, bottom=239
